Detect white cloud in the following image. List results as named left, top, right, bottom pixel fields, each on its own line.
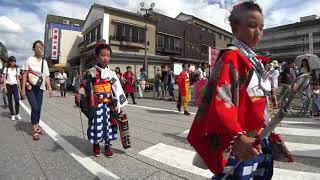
left=35, top=1, right=89, bottom=20
left=0, top=16, right=22, bottom=33
left=0, top=7, right=43, bottom=65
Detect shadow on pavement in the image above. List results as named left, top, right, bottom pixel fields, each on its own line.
left=14, top=121, right=33, bottom=136
left=162, top=132, right=189, bottom=144
left=1, top=111, right=10, bottom=118
left=59, top=135, right=126, bottom=157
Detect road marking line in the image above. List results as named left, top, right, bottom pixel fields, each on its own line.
left=178, top=127, right=320, bottom=138
left=177, top=129, right=320, bottom=158
left=139, top=143, right=212, bottom=178
left=139, top=143, right=320, bottom=179
left=276, top=127, right=320, bottom=137
left=127, top=105, right=320, bottom=125
left=20, top=101, right=119, bottom=180
left=281, top=121, right=320, bottom=125
left=127, top=104, right=196, bottom=115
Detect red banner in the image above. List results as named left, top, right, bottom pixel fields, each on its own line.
left=51, top=28, right=59, bottom=60
left=208, top=47, right=219, bottom=67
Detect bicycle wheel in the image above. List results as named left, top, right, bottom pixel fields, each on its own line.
left=281, top=92, right=309, bottom=116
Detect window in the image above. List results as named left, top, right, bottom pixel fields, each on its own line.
left=201, top=45, right=208, bottom=54
left=132, top=27, right=138, bottom=43
left=174, top=39, right=181, bottom=50
left=90, top=29, right=96, bottom=43
left=63, top=19, right=69, bottom=25
left=86, top=33, right=91, bottom=44
left=124, top=25, right=131, bottom=41
left=164, top=36, right=169, bottom=49
left=218, top=33, right=222, bottom=39
left=97, top=24, right=101, bottom=40
left=224, top=36, right=228, bottom=41
left=116, top=24, right=123, bottom=40
left=157, top=34, right=164, bottom=48
left=169, top=37, right=174, bottom=50
left=138, top=29, right=146, bottom=44
left=114, top=23, right=146, bottom=44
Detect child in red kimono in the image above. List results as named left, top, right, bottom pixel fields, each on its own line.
left=188, top=2, right=274, bottom=180
left=177, top=63, right=192, bottom=116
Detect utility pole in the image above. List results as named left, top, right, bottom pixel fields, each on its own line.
left=139, top=2, right=155, bottom=78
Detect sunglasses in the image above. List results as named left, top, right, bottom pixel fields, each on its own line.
left=9, top=60, right=16, bottom=62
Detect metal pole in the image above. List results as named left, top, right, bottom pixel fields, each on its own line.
left=144, top=17, right=148, bottom=77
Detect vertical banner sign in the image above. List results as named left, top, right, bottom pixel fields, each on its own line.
left=208, top=46, right=220, bottom=67
left=51, top=28, right=59, bottom=60
left=309, top=33, right=314, bottom=55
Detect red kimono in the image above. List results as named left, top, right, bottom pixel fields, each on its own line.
left=187, top=49, right=269, bottom=174
left=177, top=71, right=191, bottom=97
left=123, top=71, right=135, bottom=93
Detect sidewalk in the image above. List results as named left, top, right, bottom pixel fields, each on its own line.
left=0, top=99, right=97, bottom=180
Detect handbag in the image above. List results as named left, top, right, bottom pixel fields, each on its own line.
left=27, top=59, right=44, bottom=87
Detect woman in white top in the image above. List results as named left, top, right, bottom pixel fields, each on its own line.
left=270, top=60, right=280, bottom=108
left=21, top=40, right=52, bottom=141
left=300, top=59, right=310, bottom=75
left=3, top=56, right=22, bottom=121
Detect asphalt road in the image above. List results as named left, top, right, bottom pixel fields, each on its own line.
left=0, top=91, right=319, bottom=180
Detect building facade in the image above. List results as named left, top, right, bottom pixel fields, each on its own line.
left=79, top=3, right=169, bottom=78
left=176, top=12, right=233, bottom=49
left=151, top=13, right=215, bottom=74
left=44, top=15, right=84, bottom=72
left=256, top=15, right=320, bottom=62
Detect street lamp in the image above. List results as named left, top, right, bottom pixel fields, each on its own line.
left=139, top=2, right=155, bottom=77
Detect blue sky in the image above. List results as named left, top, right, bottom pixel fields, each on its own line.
left=0, top=0, right=319, bottom=65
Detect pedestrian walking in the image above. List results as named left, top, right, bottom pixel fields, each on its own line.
left=177, top=63, right=191, bottom=116
left=123, top=66, right=137, bottom=104
left=299, top=59, right=310, bottom=75
left=167, top=66, right=175, bottom=101
left=21, top=40, right=52, bottom=141
left=138, top=67, right=147, bottom=98
left=160, top=65, right=168, bottom=99
left=311, top=82, right=320, bottom=116
left=115, top=67, right=124, bottom=86
left=3, top=56, right=22, bottom=120
left=188, top=2, right=277, bottom=179
left=154, top=66, right=161, bottom=99
left=57, top=69, right=67, bottom=98
left=77, top=44, right=128, bottom=157
left=270, top=60, right=280, bottom=108
left=0, top=71, right=8, bottom=108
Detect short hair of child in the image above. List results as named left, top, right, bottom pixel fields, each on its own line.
left=229, top=1, right=263, bottom=27
left=95, top=44, right=112, bottom=56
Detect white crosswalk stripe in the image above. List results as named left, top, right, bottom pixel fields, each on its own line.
left=139, top=143, right=320, bottom=179
left=129, top=103, right=320, bottom=179
left=138, top=119, right=320, bottom=179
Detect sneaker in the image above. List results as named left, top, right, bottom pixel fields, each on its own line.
left=93, top=144, right=101, bottom=157
left=16, top=114, right=22, bottom=120
left=11, top=115, right=16, bottom=121
left=104, top=147, right=113, bottom=158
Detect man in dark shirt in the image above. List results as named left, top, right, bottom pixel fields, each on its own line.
left=160, top=66, right=168, bottom=99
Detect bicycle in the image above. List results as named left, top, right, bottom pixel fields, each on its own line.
left=280, top=74, right=311, bottom=117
